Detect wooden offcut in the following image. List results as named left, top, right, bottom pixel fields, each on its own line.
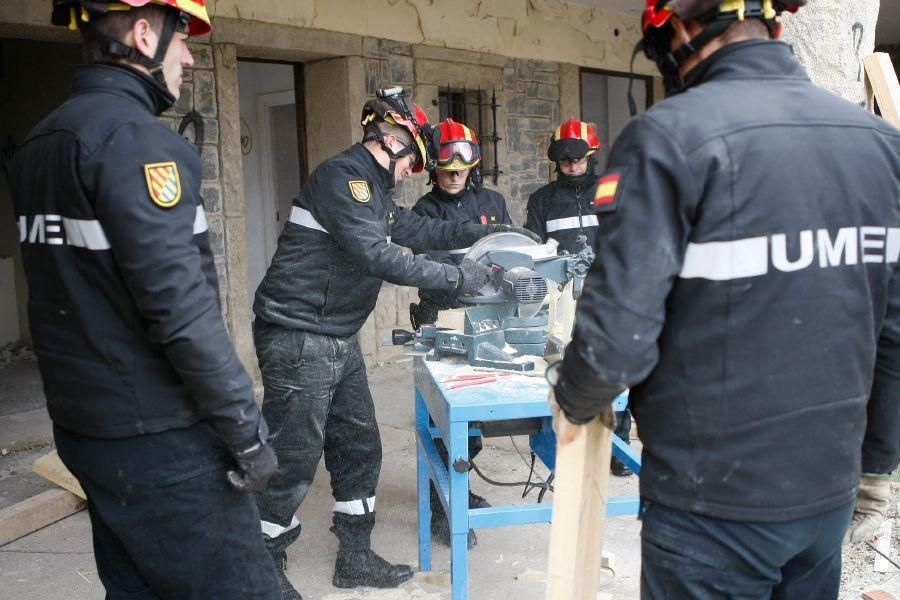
left=0, top=488, right=86, bottom=547
left=33, top=450, right=86, bottom=500
left=546, top=417, right=612, bottom=600
left=864, top=53, right=900, bottom=128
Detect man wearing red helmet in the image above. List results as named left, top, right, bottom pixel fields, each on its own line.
left=526, top=118, right=634, bottom=477
left=550, top=1, right=899, bottom=597
left=407, top=118, right=512, bottom=548
left=10, top=1, right=280, bottom=598
left=252, top=91, right=537, bottom=596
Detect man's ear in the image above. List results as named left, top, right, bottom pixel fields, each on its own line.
left=130, top=17, right=159, bottom=60
left=772, top=21, right=784, bottom=39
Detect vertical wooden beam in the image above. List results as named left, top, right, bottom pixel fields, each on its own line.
left=546, top=417, right=612, bottom=600
left=864, top=53, right=900, bottom=128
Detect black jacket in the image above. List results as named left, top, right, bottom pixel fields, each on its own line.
left=253, top=144, right=491, bottom=337
left=561, top=41, right=900, bottom=521
left=525, top=173, right=600, bottom=254
left=9, top=64, right=262, bottom=451
left=412, top=185, right=512, bottom=312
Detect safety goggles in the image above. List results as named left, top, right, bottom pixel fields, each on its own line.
left=175, top=10, right=192, bottom=34
left=437, top=141, right=480, bottom=168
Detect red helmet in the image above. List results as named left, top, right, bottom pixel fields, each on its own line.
left=361, top=93, right=434, bottom=173
left=547, top=119, right=600, bottom=163
left=52, top=0, right=212, bottom=36
left=435, top=119, right=481, bottom=170
left=642, top=0, right=804, bottom=34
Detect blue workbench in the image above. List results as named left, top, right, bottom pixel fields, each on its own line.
left=414, top=356, right=641, bottom=600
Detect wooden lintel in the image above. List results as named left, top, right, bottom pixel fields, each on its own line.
left=0, top=488, right=86, bottom=547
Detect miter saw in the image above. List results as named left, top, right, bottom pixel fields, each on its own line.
left=392, top=232, right=594, bottom=371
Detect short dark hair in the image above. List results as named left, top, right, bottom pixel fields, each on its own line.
left=720, top=16, right=771, bottom=43
left=80, top=3, right=169, bottom=59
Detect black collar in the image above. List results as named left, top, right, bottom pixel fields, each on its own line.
left=682, top=40, right=809, bottom=91
left=350, top=143, right=395, bottom=191
left=71, top=63, right=175, bottom=116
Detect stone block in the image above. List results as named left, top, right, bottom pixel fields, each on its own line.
left=365, top=59, right=380, bottom=95
left=507, top=129, right=536, bottom=155
left=525, top=98, right=555, bottom=118
left=516, top=60, right=533, bottom=82
left=200, top=184, right=222, bottom=214
left=198, top=118, right=218, bottom=145
left=525, top=82, right=539, bottom=98
left=413, top=59, right=501, bottom=89
left=537, top=83, right=560, bottom=101
left=201, top=145, right=220, bottom=182
left=214, top=255, right=228, bottom=294
left=207, top=216, right=226, bottom=257
left=173, top=83, right=193, bottom=115
left=193, top=70, right=217, bottom=117
left=390, top=42, right=412, bottom=56
left=363, top=36, right=390, bottom=58
left=534, top=60, right=558, bottom=72
left=190, top=44, right=214, bottom=69
left=507, top=154, right=540, bottom=174
left=533, top=71, right=559, bottom=85
left=516, top=81, right=525, bottom=93
left=390, top=56, right=414, bottom=84
left=502, top=67, right=516, bottom=91
left=506, top=94, right=526, bottom=116
left=380, top=60, right=391, bottom=87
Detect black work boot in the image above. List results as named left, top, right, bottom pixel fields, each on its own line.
left=429, top=486, right=481, bottom=549
left=271, top=550, right=303, bottom=600
left=332, top=512, right=414, bottom=589
left=611, top=457, right=633, bottom=477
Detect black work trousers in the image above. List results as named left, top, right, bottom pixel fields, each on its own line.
left=253, top=319, right=382, bottom=556
left=54, top=422, right=279, bottom=600
left=640, top=498, right=854, bottom=599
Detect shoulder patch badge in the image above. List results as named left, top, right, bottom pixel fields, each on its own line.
left=144, top=162, right=182, bottom=208
left=593, top=169, right=624, bottom=212
left=348, top=180, right=371, bottom=203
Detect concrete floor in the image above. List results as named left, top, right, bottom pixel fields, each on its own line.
left=0, top=358, right=643, bottom=600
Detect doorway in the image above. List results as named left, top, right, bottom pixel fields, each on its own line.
left=237, top=60, right=308, bottom=306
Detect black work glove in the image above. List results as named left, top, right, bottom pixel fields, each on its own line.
left=457, top=258, right=492, bottom=294
left=488, top=224, right=542, bottom=244
left=550, top=349, right=625, bottom=425
left=226, top=441, right=278, bottom=493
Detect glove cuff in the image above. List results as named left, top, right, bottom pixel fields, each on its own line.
left=554, top=347, right=624, bottom=423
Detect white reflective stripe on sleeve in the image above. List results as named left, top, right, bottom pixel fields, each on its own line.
left=289, top=206, right=329, bottom=234
left=62, top=218, right=111, bottom=250
left=545, top=215, right=599, bottom=233
left=332, top=496, right=376, bottom=515
left=448, top=247, right=470, bottom=255
left=679, top=237, right=769, bottom=281
left=260, top=515, right=300, bottom=539
left=193, top=206, right=208, bottom=234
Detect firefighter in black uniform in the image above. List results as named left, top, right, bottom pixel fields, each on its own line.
left=9, top=2, right=279, bottom=598
left=252, top=90, right=537, bottom=597
left=550, top=0, right=900, bottom=597
left=408, top=118, right=512, bottom=549
left=526, top=118, right=634, bottom=477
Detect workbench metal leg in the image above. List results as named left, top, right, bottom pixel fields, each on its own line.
left=415, top=392, right=432, bottom=573
left=448, top=419, right=470, bottom=600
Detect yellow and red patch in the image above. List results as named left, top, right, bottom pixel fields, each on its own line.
left=144, top=162, right=182, bottom=208
left=348, top=180, right=371, bottom=203
left=594, top=172, right=621, bottom=208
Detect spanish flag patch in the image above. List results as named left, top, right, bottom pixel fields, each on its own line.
left=594, top=171, right=621, bottom=209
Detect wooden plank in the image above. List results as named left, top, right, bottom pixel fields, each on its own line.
left=33, top=450, right=86, bottom=500
left=864, top=53, right=900, bottom=128
left=0, top=488, right=86, bottom=547
left=874, top=519, right=893, bottom=573
left=435, top=308, right=466, bottom=330
left=546, top=416, right=612, bottom=600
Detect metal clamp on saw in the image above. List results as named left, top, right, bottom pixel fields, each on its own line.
left=393, top=232, right=595, bottom=371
